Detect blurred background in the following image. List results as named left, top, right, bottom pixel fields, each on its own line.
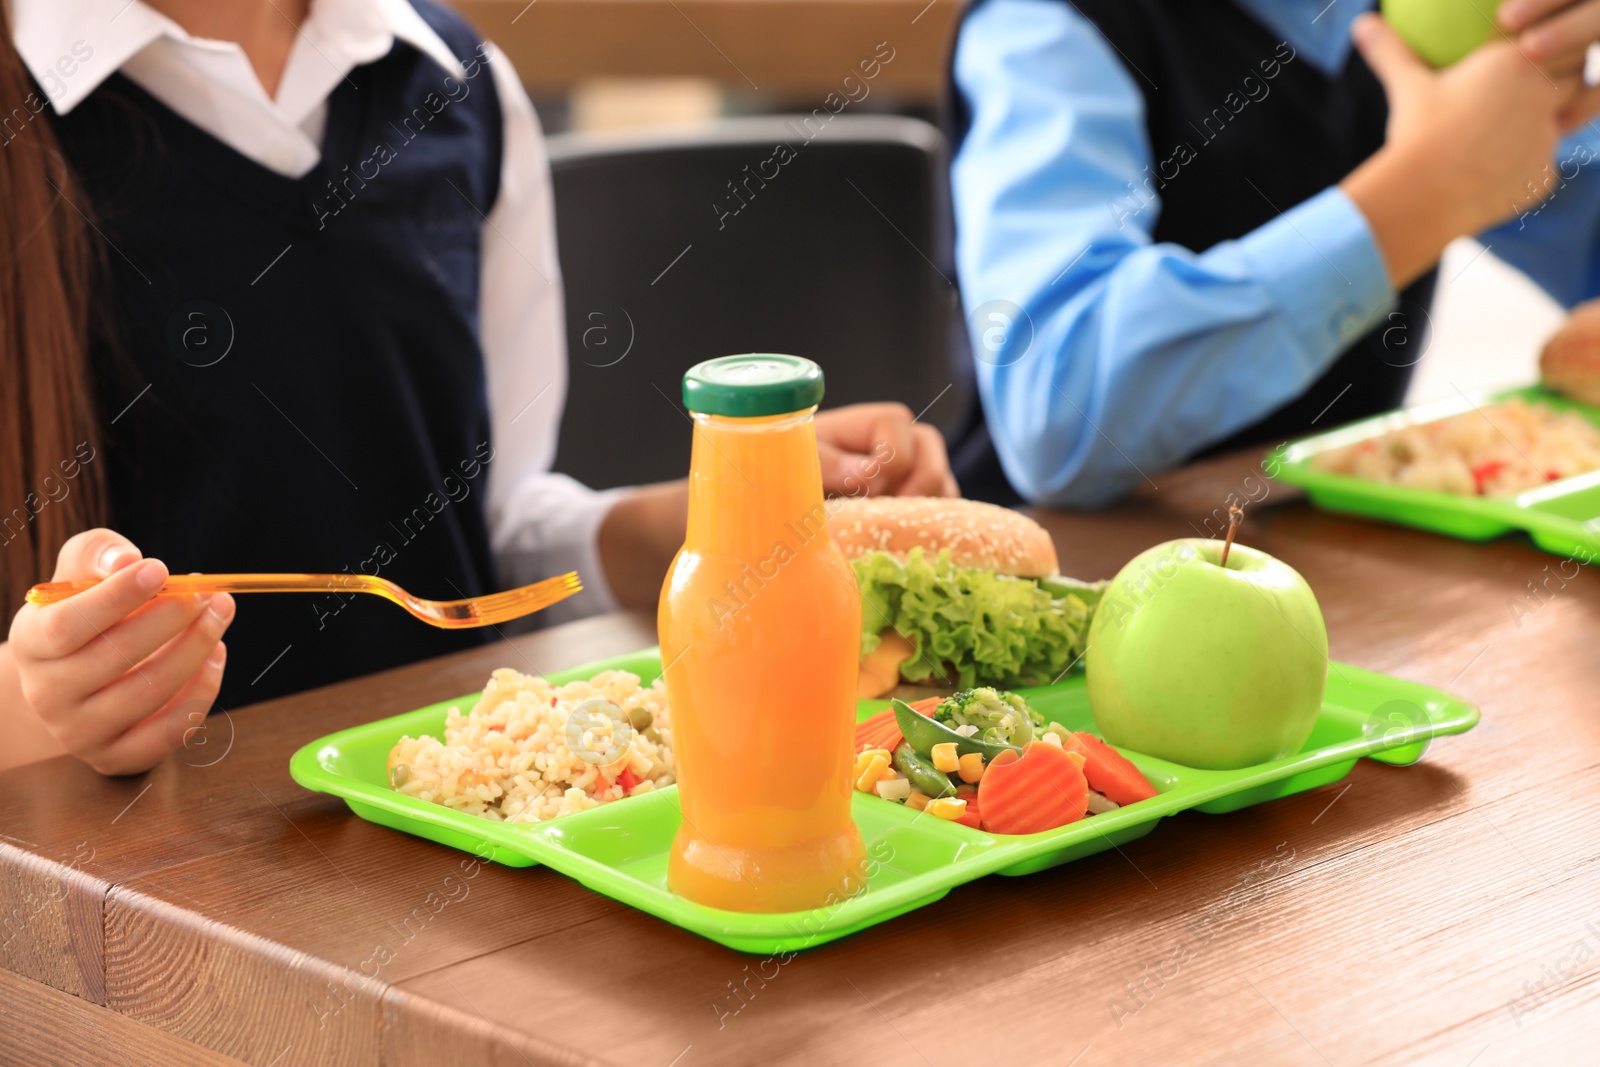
left=453, top=0, right=951, bottom=134
left=449, top=0, right=1561, bottom=487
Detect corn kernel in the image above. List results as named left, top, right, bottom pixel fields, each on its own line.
left=1063, top=749, right=1087, bottom=769
left=1039, top=732, right=1064, bottom=747
left=957, top=752, right=986, bottom=784
left=905, top=791, right=930, bottom=811
left=852, top=750, right=889, bottom=784
left=924, top=797, right=968, bottom=821
left=930, top=742, right=959, bottom=773
left=855, top=753, right=890, bottom=792
left=854, top=748, right=890, bottom=774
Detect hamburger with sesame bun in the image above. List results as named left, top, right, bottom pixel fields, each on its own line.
left=828, top=496, right=1106, bottom=699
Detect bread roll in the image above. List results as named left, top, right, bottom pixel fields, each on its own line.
left=828, top=496, right=1058, bottom=578
left=1541, top=299, right=1600, bottom=406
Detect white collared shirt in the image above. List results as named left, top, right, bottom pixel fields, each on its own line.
left=13, top=0, right=620, bottom=620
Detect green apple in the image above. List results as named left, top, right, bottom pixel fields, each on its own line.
left=1085, top=539, right=1327, bottom=770
left=1382, top=0, right=1505, bottom=67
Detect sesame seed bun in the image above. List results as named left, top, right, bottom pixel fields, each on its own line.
left=1541, top=299, right=1600, bottom=406
left=827, top=496, right=1059, bottom=579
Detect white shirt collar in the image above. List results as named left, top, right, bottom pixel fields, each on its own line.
left=11, top=0, right=467, bottom=116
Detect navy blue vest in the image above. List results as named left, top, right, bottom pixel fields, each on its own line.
left=49, top=1, right=504, bottom=709
left=947, top=0, right=1437, bottom=503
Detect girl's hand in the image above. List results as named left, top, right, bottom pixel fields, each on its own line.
left=8, top=529, right=234, bottom=776
left=815, top=402, right=959, bottom=498
left=1343, top=13, right=1582, bottom=285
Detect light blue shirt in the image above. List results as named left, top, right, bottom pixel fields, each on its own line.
left=953, top=0, right=1600, bottom=507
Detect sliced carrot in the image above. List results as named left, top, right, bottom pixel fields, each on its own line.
left=853, top=697, right=940, bottom=754
left=853, top=710, right=897, bottom=752
left=977, top=741, right=1088, bottom=835
left=853, top=712, right=892, bottom=753
left=954, top=793, right=983, bottom=830
left=1064, top=732, right=1159, bottom=806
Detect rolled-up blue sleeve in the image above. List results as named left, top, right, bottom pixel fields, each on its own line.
left=952, top=0, right=1396, bottom=507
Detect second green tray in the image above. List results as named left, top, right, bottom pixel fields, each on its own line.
left=291, top=648, right=1477, bottom=953
left=1272, top=384, right=1600, bottom=557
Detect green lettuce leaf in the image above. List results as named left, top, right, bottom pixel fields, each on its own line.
left=852, top=548, right=1103, bottom=690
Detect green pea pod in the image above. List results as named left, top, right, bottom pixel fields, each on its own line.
left=892, top=699, right=1020, bottom=761
left=892, top=741, right=956, bottom=800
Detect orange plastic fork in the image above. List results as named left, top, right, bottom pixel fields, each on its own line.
left=25, top=571, right=582, bottom=629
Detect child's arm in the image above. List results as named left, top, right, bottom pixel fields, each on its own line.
left=597, top=483, right=689, bottom=611
left=2, top=530, right=232, bottom=775
left=952, top=0, right=1584, bottom=508
left=1341, top=14, right=1583, bottom=288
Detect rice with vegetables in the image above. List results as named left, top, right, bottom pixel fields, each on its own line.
left=387, top=668, right=673, bottom=823
left=1313, top=399, right=1600, bottom=497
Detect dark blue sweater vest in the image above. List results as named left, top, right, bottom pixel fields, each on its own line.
left=49, top=1, right=505, bottom=709
left=947, top=0, right=1438, bottom=504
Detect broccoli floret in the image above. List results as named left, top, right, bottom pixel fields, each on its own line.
left=934, top=687, right=1035, bottom=747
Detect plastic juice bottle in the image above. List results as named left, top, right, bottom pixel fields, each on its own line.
left=659, top=354, right=867, bottom=912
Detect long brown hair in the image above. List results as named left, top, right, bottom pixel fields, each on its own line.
left=0, top=3, right=104, bottom=616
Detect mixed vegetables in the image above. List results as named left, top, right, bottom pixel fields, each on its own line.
left=852, top=687, right=1159, bottom=835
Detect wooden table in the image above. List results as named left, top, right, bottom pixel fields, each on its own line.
left=3, top=450, right=1598, bottom=1066
left=454, top=0, right=959, bottom=100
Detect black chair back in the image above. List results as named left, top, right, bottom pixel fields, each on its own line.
left=546, top=115, right=961, bottom=488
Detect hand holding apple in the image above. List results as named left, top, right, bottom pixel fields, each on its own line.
left=1341, top=10, right=1579, bottom=289
left=1085, top=539, right=1328, bottom=770
left=1382, top=0, right=1505, bottom=67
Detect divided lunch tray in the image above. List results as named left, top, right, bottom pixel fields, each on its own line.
left=290, top=649, right=1478, bottom=953
left=1273, top=384, right=1600, bottom=557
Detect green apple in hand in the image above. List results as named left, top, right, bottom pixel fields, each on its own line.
left=1085, top=539, right=1328, bottom=770
left=1382, top=0, right=1505, bottom=67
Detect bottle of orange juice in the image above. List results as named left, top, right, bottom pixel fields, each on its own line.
left=660, top=354, right=867, bottom=912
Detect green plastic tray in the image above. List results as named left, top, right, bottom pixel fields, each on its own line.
left=290, top=648, right=1478, bottom=954
left=1273, top=384, right=1600, bottom=557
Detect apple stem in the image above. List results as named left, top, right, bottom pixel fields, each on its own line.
left=1219, top=503, right=1244, bottom=568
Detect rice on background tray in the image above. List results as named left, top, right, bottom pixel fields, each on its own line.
left=387, top=668, right=673, bottom=823
left=1313, top=398, right=1600, bottom=497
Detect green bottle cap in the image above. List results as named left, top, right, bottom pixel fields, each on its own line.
left=681, top=354, right=825, bottom=417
